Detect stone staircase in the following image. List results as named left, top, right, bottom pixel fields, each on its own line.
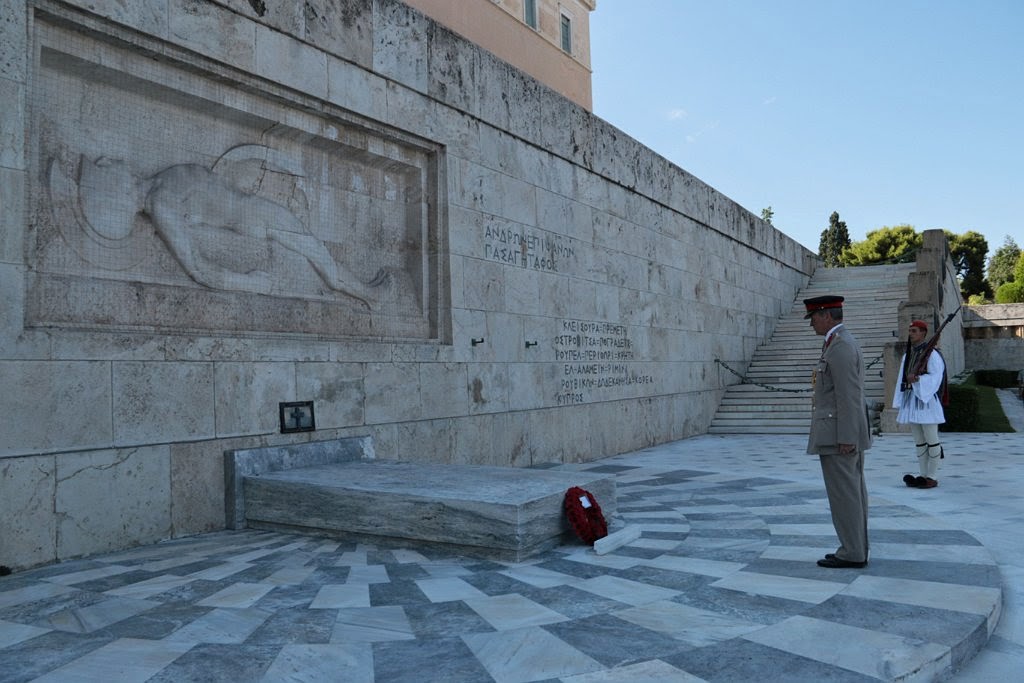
left=708, top=262, right=916, bottom=434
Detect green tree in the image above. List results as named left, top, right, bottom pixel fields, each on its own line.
left=946, top=230, right=989, bottom=299
left=987, top=236, right=1021, bottom=291
left=995, top=252, right=1024, bottom=303
left=818, top=211, right=850, bottom=267
left=760, top=206, right=774, bottom=225
left=839, top=224, right=921, bottom=266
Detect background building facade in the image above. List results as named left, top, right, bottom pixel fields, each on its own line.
left=404, top=0, right=596, bottom=109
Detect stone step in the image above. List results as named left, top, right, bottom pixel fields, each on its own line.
left=718, top=395, right=810, bottom=404
left=715, top=409, right=809, bottom=419
left=737, top=383, right=886, bottom=395
left=720, top=386, right=812, bottom=395
left=744, top=367, right=888, bottom=378
left=717, top=397, right=810, bottom=406
left=707, top=425, right=808, bottom=434
left=785, top=294, right=905, bottom=303
left=773, top=319, right=899, bottom=329
left=773, top=328, right=900, bottom=336
left=718, top=404, right=809, bottom=412
left=718, top=395, right=812, bottom=402
left=746, top=363, right=889, bottom=374
left=753, top=345, right=892, bottom=356
left=711, top=417, right=810, bottom=427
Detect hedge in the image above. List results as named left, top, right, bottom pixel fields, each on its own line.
left=939, top=373, right=1013, bottom=432
left=973, top=369, right=1020, bottom=389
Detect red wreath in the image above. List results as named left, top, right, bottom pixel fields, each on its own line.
left=564, top=486, right=608, bottom=544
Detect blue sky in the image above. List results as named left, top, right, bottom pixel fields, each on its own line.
left=589, top=0, right=1023, bottom=258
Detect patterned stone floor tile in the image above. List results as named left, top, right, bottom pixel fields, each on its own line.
left=374, top=636, right=494, bottom=682
left=243, top=606, right=338, bottom=645
left=310, top=583, right=370, bottom=609
left=497, top=565, right=575, bottom=589
left=463, top=626, right=604, bottom=683
left=514, top=584, right=630, bottom=621
left=29, top=637, right=194, bottom=683
left=262, top=642, right=375, bottom=683
left=843, top=574, right=1003, bottom=617
left=463, top=593, right=569, bottom=631
left=414, top=576, right=489, bottom=602
left=663, top=637, right=880, bottom=683
left=196, top=582, right=274, bottom=609
left=403, top=600, right=496, bottom=640
left=162, top=606, right=271, bottom=644
left=331, top=605, right=415, bottom=643
left=639, top=554, right=745, bottom=578
left=560, top=658, right=705, bottom=682
left=614, top=599, right=762, bottom=647
left=43, top=595, right=157, bottom=634
left=743, top=614, right=951, bottom=681
left=711, top=570, right=848, bottom=604
left=805, top=594, right=987, bottom=649
left=0, top=618, right=50, bottom=649
left=2, top=429, right=1020, bottom=681
left=145, top=643, right=281, bottom=683
left=573, top=574, right=679, bottom=606
left=542, top=612, right=691, bottom=668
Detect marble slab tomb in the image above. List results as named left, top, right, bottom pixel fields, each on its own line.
left=225, top=438, right=616, bottom=561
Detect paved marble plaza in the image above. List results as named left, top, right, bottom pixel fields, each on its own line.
left=1, top=391, right=1022, bottom=682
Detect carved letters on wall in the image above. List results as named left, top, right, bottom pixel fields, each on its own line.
left=28, top=19, right=444, bottom=341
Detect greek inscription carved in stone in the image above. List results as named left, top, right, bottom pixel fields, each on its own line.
left=482, top=224, right=575, bottom=272
left=553, top=319, right=653, bottom=404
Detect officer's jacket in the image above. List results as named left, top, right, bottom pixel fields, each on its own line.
left=807, top=325, right=873, bottom=455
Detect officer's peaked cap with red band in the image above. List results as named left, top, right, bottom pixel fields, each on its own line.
left=803, top=295, right=844, bottom=319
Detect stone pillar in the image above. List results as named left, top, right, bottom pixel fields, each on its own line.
left=880, top=340, right=908, bottom=433
left=908, top=271, right=940, bottom=312
left=880, top=229, right=964, bottom=432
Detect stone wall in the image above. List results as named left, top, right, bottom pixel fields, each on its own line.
left=964, top=304, right=1024, bottom=371
left=0, top=0, right=815, bottom=570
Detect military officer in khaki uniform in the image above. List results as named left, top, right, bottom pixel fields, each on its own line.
left=805, top=295, right=872, bottom=568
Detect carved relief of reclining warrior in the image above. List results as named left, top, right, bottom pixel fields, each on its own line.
left=59, top=144, right=406, bottom=310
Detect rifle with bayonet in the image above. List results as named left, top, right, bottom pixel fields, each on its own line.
left=900, top=305, right=962, bottom=391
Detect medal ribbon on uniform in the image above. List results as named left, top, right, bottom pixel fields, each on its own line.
left=811, top=333, right=834, bottom=405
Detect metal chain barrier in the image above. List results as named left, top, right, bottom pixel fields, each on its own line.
left=714, top=359, right=812, bottom=393
left=715, top=351, right=885, bottom=392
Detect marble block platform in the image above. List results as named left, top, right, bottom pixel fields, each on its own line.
left=227, top=438, right=616, bottom=561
